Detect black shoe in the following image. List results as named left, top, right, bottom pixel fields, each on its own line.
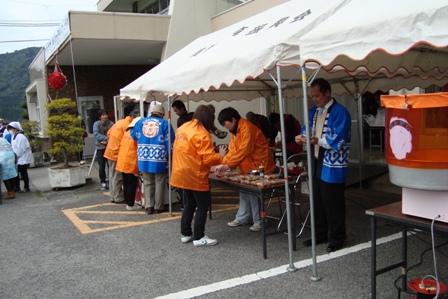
left=112, top=200, right=127, bottom=204
left=327, top=241, right=345, bottom=253
left=155, top=209, right=166, bottom=214
left=146, top=207, right=155, bottom=215
left=24, top=188, right=30, bottom=193
left=303, top=236, right=328, bottom=247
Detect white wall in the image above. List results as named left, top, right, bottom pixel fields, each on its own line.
left=26, top=49, right=49, bottom=137
left=211, top=0, right=289, bottom=31
left=162, top=0, right=239, bottom=59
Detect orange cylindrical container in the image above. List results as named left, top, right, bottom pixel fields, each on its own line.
left=381, top=93, right=448, bottom=190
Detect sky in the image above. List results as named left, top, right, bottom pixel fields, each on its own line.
left=0, top=0, right=97, bottom=54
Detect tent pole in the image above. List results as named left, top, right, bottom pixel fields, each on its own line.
left=354, top=79, right=363, bottom=188
left=167, top=96, right=172, bottom=216
left=356, top=92, right=364, bottom=188
left=301, top=66, right=320, bottom=282
left=113, top=95, right=118, bottom=122
left=276, top=65, right=296, bottom=272
left=139, top=97, right=144, bottom=117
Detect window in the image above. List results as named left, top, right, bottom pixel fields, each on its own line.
left=140, top=0, right=170, bottom=15
left=79, top=96, right=104, bottom=135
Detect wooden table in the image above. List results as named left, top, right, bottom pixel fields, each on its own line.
left=366, top=201, right=448, bottom=299
left=209, top=174, right=297, bottom=259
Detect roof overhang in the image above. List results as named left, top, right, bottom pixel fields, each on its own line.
left=45, top=11, right=170, bottom=66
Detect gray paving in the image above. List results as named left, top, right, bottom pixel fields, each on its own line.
left=201, top=236, right=448, bottom=299
left=0, top=166, right=446, bottom=299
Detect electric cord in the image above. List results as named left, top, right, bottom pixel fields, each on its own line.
left=431, top=215, right=441, bottom=299
left=408, top=230, right=448, bottom=258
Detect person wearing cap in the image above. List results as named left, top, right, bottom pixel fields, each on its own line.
left=116, top=112, right=141, bottom=211
left=171, top=105, right=226, bottom=247
left=7, top=121, right=32, bottom=192
left=215, top=108, right=275, bottom=232
left=93, top=110, right=114, bottom=190
left=131, top=102, right=174, bottom=214
left=104, top=103, right=136, bottom=203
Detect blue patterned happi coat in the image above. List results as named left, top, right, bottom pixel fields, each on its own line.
left=131, top=116, right=175, bottom=174
left=304, top=101, right=351, bottom=184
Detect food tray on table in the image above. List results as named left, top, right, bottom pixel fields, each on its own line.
left=217, top=173, right=286, bottom=188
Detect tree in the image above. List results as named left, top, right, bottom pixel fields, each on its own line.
left=47, top=98, right=84, bottom=167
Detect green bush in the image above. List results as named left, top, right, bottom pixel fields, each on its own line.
left=47, top=98, right=84, bottom=167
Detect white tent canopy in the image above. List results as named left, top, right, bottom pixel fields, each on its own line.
left=121, top=0, right=350, bottom=99
left=300, top=0, right=448, bottom=68
left=121, top=0, right=448, bottom=100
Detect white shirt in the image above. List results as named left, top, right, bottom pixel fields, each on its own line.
left=316, top=99, right=334, bottom=153
left=12, top=133, right=33, bottom=165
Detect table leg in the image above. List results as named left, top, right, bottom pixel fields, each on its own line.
left=401, top=227, right=407, bottom=292
left=260, top=192, right=267, bottom=259
left=370, top=216, right=377, bottom=299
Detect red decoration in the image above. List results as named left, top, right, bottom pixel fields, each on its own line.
left=48, top=62, right=66, bottom=90
left=408, top=278, right=447, bottom=299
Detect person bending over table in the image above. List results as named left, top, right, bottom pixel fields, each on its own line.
left=171, top=105, right=226, bottom=247
left=295, top=78, right=351, bottom=253
left=215, top=108, right=275, bottom=232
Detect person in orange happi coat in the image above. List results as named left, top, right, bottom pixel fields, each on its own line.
left=115, top=111, right=141, bottom=211
left=216, top=107, right=274, bottom=232
left=171, top=105, right=226, bottom=247
left=104, top=103, right=136, bottom=203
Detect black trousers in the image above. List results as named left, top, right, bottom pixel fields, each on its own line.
left=16, top=164, right=30, bottom=191
left=96, top=149, right=107, bottom=183
left=180, top=189, right=211, bottom=240
left=313, top=178, right=346, bottom=245
left=4, top=178, right=16, bottom=192
left=123, top=173, right=138, bottom=206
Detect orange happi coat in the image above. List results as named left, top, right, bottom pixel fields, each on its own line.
left=223, top=118, right=274, bottom=174
left=115, top=129, right=138, bottom=175
left=171, top=119, right=222, bottom=191
left=104, top=116, right=132, bottom=161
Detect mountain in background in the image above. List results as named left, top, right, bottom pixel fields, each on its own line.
left=0, top=47, right=41, bottom=121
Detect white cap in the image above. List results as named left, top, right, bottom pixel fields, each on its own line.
left=149, top=101, right=165, bottom=116
left=7, top=121, right=22, bottom=131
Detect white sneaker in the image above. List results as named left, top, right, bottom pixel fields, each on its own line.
left=193, top=236, right=218, bottom=247
left=100, top=182, right=107, bottom=191
left=180, top=235, right=192, bottom=243
left=249, top=223, right=261, bottom=232
left=126, top=205, right=141, bottom=211
left=227, top=220, right=243, bottom=227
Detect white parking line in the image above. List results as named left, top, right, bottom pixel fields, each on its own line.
left=154, top=232, right=403, bottom=299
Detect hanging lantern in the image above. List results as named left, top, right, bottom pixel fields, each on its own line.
left=48, top=62, right=66, bottom=90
